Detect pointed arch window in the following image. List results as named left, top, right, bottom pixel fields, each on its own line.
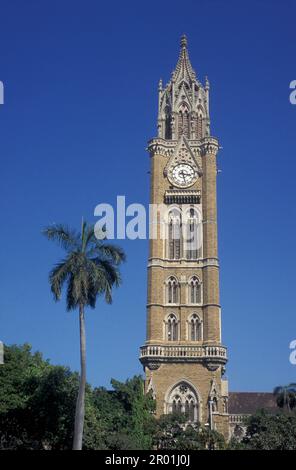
left=178, top=103, right=190, bottom=139
left=189, top=276, right=201, bottom=304
left=184, top=208, right=202, bottom=260
left=166, top=314, right=179, bottom=341
left=167, top=276, right=179, bottom=304
left=168, top=210, right=182, bottom=260
left=166, top=382, right=199, bottom=422
left=185, top=395, right=196, bottom=421
left=172, top=395, right=182, bottom=414
left=164, top=105, right=172, bottom=139
left=183, top=110, right=189, bottom=138
left=188, top=313, right=202, bottom=341
left=212, top=397, right=218, bottom=412
left=196, top=114, right=203, bottom=139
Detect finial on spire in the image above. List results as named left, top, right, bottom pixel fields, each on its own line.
left=180, top=34, right=187, bottom=49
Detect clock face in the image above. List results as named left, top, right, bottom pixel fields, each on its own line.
left=171, top=163, right=196, bottom=186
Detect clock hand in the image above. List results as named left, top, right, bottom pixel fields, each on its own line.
left=180, top=170, right=190, bottom=180
left=180, top=170, right=187, bottom=182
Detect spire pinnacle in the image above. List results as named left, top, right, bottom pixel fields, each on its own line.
left=180, top=34, right=188, bottom=49
left=156, top=36, right=211, bottom=140
left=172, top=34, right=196, bottom=84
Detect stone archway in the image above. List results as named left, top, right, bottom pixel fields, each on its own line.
left=165, top=381, right=200, bottom=423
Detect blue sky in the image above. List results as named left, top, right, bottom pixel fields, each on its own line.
left=0, top=0, right=296, bottom=392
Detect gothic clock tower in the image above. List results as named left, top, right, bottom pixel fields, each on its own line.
left=139, top=36, right=229, bottom=436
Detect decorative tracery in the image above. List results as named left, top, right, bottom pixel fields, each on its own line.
left=165, top=313, right=179, bottom=341
left=168, top=209, right=182, bottom=259
left=166, top=276, right=179, bottom=304
left=166, top=382, right=199, bottom=422
left=188, top=313, right=202, bottom=341
left=189, top=276, right=202, bottom=304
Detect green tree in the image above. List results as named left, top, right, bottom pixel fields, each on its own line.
left=152, top=414, right=225, bottom=450
left=0, top=343, right=49, bottom=414
left=43, top=221, right=125, bottom=450
left=273, top=383, right=296, bottom=412
left=0, top=344, right=78, bottom=449
left=242, top=410, right=296, bottom=450
left=92, top=376, right=155, bottom=450
left=111, top=376, right=155, bottom=449
left=0, top=344, right=110, bottom=450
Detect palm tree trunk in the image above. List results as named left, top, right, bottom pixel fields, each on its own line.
left=73, top=304, right=86, bottom=450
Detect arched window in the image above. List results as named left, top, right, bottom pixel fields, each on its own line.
left=166, top=314, right=179, bottom=341
left=178, top=111, right=183, bottom=138
left=184, top=208, right=202, bottom=260
left=172, top=395, right=182, bottom=414
left=189, top=276, right=201, bottom=304
left=168, top=209, right=182, bottom=260
left=212, top=397, right=218, bottom=412
left=178, top=104, right=190, bottom=139
left=188, top=314, right=202, bottom=341
left=164, top=105, right=172, bottom=139
left=166, top=382, right=199, bottom=422
left=185, top=395, right=196, bottom=421
left=183, top=110, right=189, bottom=138
left=167, top=276, right=179, bottom=304
left=196, top=114, right=203, bottom=139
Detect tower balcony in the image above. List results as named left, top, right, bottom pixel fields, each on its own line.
left=139, top=344, right=227, bottom=371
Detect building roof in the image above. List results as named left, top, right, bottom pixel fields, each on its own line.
left=229, top=392, right=278, bottom=415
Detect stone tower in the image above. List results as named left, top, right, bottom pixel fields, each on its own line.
left=139, top=36, right=229, bottom=436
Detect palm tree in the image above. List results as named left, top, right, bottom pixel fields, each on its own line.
left=43, top=221, right=125, bottom=450
left=273, top=383, right=296, bottom=412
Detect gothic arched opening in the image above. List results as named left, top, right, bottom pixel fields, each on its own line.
left=165, top=382, right=199, bottom=422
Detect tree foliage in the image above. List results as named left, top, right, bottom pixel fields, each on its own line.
left=0, top=345, right=154, bottom=450
left=152, top=414, right=226, bottom=450
left=273, top=383, right=296, bottom=412
left=2, top=345, right=296, bottom=450
left=241, top=410, right=296, bottom=450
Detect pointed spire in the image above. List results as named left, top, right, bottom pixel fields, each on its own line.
left=157, top=36, right=211, bottom=140
left=180, top=34, right=188, bottom=49
left=172, top=34, right=196, bottom=84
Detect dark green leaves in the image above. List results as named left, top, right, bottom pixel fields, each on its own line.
left=43, top=222, right=125, bottom=310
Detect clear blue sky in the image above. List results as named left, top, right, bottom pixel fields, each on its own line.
left=0, top=0, right=296, bottom=392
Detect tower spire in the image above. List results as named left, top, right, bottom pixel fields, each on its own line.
left=172, top=34, right=196, bottom=84
left=157, top=35, right=210, bottom=140
left=180, top=34, right=188, bottom=49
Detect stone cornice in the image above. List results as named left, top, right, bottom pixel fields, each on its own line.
left=146, top=303, right=221, bottom=309
left=147, top=136, right=219, bottom=158
left=147, top=257, right=219, bottom=268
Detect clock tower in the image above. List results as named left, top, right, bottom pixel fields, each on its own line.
left=139, top=36, right=229, bottom=437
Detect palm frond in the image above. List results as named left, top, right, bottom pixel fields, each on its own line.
left=88, top=242, right=126, bottom=265
left=43, top=224, right=80, bottom=252
left=273, top=386, right=283, bottom=396
left=83, top=224, right=107, bottom=251
left=49, top=259, right=72, bottom=301
left=45, top=220, right=125, bottom=310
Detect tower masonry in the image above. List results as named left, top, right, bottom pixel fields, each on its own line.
left=139, top=36, right=229, bottom=437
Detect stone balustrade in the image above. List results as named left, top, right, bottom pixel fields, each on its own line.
left=140, top=344, right=227, bottom=361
